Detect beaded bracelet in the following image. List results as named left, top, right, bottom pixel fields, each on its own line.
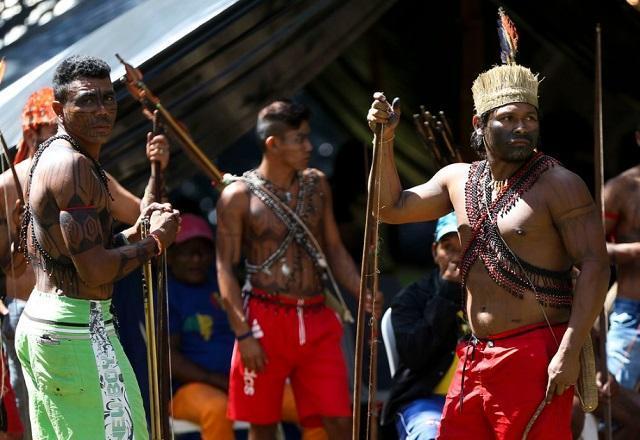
left=148, top=232, right=164, bottom=256
left=236, top=330, right=253, bottom=341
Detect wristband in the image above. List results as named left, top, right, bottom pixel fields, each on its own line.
left=380, top=135, right=395, bottom=144
left=236, top=330, right=253, bottom=341
left=148, top=232, right=164, bottom=256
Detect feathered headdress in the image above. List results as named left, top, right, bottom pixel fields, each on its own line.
left=472, top=8, right=539, bottom=116
left=15, top=87, right=57, bottom=164
left=497, top=7, right=519, bottom=65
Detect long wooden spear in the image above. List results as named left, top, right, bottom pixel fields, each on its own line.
left=115, top=54, right=226, bottom=187
left=593, top=23, right=613, bottom=440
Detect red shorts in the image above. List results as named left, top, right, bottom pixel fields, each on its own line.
left=227, top=291, right=351, bottom=427
left=437, top=322, right=573, bottom=440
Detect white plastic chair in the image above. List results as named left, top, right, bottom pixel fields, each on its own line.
left=381, top=308, right=399, bottom=377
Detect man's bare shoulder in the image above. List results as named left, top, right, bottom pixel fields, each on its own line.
left=218, top=179, right=250, bottom=207
left=37, top=140, right=86, bottom=172
left=538, top=164, right=595, bottom=214
left=441, top=162, right=471, bottom=175
left=605, top=164, right=640, bottom=192
left=302, top=167, right=330, bottom=188
left=436, top=162, right=471, bottom=186
left=538, top=163, right=589, bottom=193
left=33, top=141, right=106, bottom=205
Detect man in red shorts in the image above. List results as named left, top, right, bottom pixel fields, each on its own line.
left=217, top=100, right=379, bottom=439
left=366, top=10, right=610, bottom=439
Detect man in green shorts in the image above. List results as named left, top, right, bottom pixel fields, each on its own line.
left=14, top=55, right=180, bottom=439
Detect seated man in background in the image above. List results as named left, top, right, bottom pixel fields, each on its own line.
left=382, top=213, right=463, bottom=440
left=168, top=213, right=326, bottom=440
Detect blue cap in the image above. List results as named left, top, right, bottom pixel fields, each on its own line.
left=434, top=212, right=458, bottom=242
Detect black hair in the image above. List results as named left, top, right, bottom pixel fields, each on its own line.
left=53, top=55, right=111, bottom=103
left=470, top=111, right=491, bottom=158
left=255, top=100, right=310, bottom=150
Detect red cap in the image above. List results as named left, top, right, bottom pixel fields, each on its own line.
left=175, top=213, right=214, bottom=244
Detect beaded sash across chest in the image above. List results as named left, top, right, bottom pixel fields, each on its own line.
left=459, top=152, right=573, bottom=308
left=240, top=169, right=321, bottom=276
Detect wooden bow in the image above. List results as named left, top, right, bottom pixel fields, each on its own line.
left=593, top=24, right=612, bottom=440
left=0, top=58, right=26, bottom=279
left=0, top=59, right=24, bottom=206
left=353, top=122, right=385, bottom=440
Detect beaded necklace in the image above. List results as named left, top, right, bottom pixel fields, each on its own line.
left=460, top=152, right=573, bottom=308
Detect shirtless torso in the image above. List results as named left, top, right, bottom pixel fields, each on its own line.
left=435, top=161, right=579, bottom=337
left=25, top=134, right=177, bottom=300
left=369, top=94, right=609, bottom=399
left=217, top=112, right=361, bottom=438
left=0, top=134, right=169, bottom=302
left=242, top=168, right=327, bottom=296
left=604, top=165, right=640, bottom=300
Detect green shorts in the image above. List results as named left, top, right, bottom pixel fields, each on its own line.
left=15, top=290, right=148, bottom=440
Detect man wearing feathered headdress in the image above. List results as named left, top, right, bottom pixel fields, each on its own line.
left=367, top=8, right=609, bottom=439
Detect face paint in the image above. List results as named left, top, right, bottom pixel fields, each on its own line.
left=274, top=121, right=313, bottom=171
left=485, top=103, right=539, bottom=163
left=61, top=77, right=117, bottom=147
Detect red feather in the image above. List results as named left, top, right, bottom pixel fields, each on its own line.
left=498, top=8, right=519, bottom=64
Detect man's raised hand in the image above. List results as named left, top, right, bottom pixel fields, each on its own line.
left=146, top=132, right=170, bottom=171
left=367, top=92, right=401, bottom=141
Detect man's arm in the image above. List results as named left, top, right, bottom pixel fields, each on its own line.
left=107, top=173, right=140, bottom=225
left=546, top=168, right=610, bottom=400
left=0, top=185, right=12, bottom=270
left=319, top=173, right=360, bottom=295
left=367, top=92, right=457, bottom=224
left=108, top=133, right=171, bottom=225
left=169, top=334, right=228, bottom=391
left=0, top=180, right=26, bottom=277
left=603, top=176, right=640, bottom=264
left=140, top=133, right=170, bottom=210
left=56, top=154, right=178, bottom=288
left=216, top=183, right=266, bottom=372
left=392, top=275, right=459, bottom=371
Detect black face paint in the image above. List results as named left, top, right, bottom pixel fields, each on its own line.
left=488, top=127, right=539, bottom=162
left=484, top=104, right=540, bottom=163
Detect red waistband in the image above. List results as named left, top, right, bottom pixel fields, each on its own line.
left=248, top=288, right=325, bottom=307
left=477, top=321, right=567, bottom=341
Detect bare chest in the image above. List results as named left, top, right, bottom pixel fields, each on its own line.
left=614, top=181, right=640, bottom=242
left=450, top=178, right=564, bottom=266
left=245, top=186, right=324, bottom=243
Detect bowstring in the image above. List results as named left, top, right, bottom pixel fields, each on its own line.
left=160, top=252, right=174, bottom=439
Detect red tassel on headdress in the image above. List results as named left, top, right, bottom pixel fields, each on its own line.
left=497, top=7, right=519, bottom=65
left=15, top=87, right=57, bottom=164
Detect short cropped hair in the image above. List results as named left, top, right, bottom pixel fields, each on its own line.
left=256, top=100, right=310, bottom=150
left=53, top=55, right=111, bottom=103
